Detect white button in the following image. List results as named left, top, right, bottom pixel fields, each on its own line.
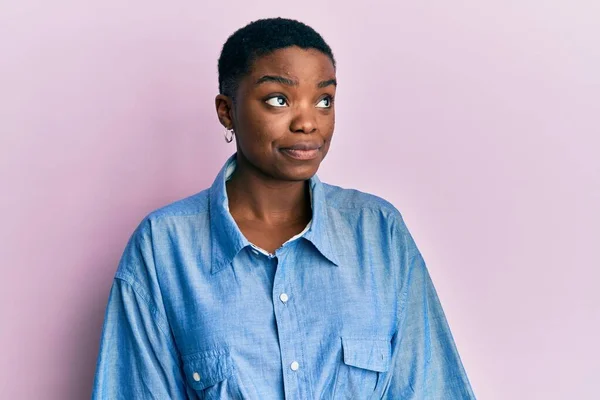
left=192, top=372, right=201, bottom=382
left=251, top=248, right=259, bottom=255
left=290, top=361, right=299, bottom=371
left=279, top=293, right=289, bottom=303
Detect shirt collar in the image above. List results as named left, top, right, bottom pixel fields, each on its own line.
left=209, top=153, right=339, bottom=274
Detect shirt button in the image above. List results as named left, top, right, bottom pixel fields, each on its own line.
left=251, top=248, right=259, bottom=255
left=192, top=372, right=201, bottom=382
left=279, top=293, right=289, bottom=303
left=290, top=361, right=299, bottom=371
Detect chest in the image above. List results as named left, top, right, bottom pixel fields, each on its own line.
left=160, top=242, right=399, bottom=398
left=166, top=244, right=397, bottom=354
left=236, top=219, right=309, bottom=254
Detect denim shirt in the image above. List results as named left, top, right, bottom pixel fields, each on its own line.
left=92, top=154, right=475, bottom=399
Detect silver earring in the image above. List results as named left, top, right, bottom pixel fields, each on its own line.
left=224, top=128, right=234, bottom=143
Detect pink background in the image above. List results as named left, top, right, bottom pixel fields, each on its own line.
left=1, top=1, right=598, bottom=398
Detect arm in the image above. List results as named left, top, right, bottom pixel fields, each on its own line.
left=92, top=220, right=188, bottom=399
left=381, top=219, right=475, bottom=399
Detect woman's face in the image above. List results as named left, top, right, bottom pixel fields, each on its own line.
left=217, top=46, right=336, bottom=182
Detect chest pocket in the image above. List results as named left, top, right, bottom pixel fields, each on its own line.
left=333, top=337, right=391, bottom=400
left=182, top=348, right=235, bottom=397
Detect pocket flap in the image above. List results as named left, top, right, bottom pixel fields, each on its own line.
left=342, top=337, right=391, bottom=373
left=182, top=348, right=233, bottom=391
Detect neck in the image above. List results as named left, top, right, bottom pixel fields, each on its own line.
left=225, top=155, right=312, bottom=226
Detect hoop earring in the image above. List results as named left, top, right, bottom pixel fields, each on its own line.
left=224, top=128, right=234, bottom=143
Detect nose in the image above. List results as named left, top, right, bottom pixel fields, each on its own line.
left=289, top=103, right=317, bottom=134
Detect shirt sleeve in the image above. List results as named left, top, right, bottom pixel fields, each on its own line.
left=91, top=221, right=188, bottom=399
left=381, top=219, right=476, bottom=399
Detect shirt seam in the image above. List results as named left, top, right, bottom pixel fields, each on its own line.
left=113, top=272, right=181, bottom=362
left=149, top=209, right=209, bottom=223
left=147, top=217, right=182, bottom=359
left=396, top=219, right=412, bottom=332
left=326, top=204, right=399, bottom=213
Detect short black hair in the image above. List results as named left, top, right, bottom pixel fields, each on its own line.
left=218, top=17, right=336, bottom=100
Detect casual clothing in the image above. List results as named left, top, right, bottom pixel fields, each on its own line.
left=92, top=153, right=475, bottom=399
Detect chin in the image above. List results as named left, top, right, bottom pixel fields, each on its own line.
left=278, top=163, right=320, bottom=181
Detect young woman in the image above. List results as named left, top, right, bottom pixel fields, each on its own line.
left=92, top=17, right=475, bottom=399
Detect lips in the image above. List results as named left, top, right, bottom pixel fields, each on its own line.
left=281, top=142, right=322, bottom=151
left=280, top=142, right=322, bottom=161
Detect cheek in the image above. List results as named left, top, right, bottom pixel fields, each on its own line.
left=319, top=111, right=335, bottom=137
left=248, top=119, right=283, bottom=147
left=235, top=106, right=283, bottom=153
left=244, top=115, right=290, bottom=149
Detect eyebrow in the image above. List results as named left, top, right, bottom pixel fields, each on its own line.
left=255, top=75, right=337, bottom=89
left=317, top=79, right=337, bottom=88
left=255, top=75, right=298, bottom=87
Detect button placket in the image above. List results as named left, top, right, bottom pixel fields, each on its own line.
left=271, top=250, right=309, bottom=398
left=272, top=256, right=298, bottom=397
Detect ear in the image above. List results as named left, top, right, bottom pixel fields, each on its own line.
left=215, top=94, right=235, bottom=130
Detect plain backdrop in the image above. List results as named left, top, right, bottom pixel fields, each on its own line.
left=1, top=1, right=599, bottom=399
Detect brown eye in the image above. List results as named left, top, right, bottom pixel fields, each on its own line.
left=265, top=96, right=287, bottom=107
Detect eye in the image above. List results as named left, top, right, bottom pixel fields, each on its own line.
left=265, top=96, right=288, bottom=107
left=316, top=96, right=333, bottom=108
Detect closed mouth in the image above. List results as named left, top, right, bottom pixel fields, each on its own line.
left=280, top=147, right=321, bottom=160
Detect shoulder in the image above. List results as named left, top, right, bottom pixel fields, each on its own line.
left=146, top=188, right=211, bottom=222
left=116, top=188, right=210, bottom=276
left=114, top=188, right=212, bottom=300
left=321, top=182, right=402, bottom=220
left=319, top=181, right=414, bottom=242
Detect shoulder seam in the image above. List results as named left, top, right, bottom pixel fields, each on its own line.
left=325, top=204, right=401, bottom=217
left=149, top=209, right=209, bottom=223
left=146, top=190, right=210, bottom=222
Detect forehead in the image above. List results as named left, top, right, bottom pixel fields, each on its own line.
left=248, top=46, right=336, bottom=81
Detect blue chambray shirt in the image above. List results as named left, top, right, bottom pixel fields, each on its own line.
left=92, top=154, right=475, bottom=399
